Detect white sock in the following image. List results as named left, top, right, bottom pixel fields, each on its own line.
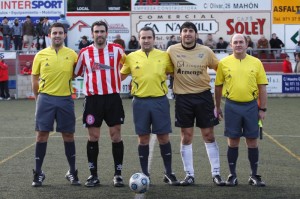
left=180, top=143, right=194, bottom=177
left=205, top=142, right=221, bottom=177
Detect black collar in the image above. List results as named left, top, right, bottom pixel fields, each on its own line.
left=181, top=42, right=196, bottom=50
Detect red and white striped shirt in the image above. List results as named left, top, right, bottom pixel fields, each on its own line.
left=75, top=43, right=126, bottom=96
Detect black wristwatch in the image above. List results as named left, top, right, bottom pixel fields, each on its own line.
left=259, top=108, right=267, bottom=112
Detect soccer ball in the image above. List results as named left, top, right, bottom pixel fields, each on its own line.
left=129, top=173, right=150, bottom=194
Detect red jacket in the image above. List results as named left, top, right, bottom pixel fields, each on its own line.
left=0, top=61, right=9, bottom=81
left=283, top=60, right=293, bottom=73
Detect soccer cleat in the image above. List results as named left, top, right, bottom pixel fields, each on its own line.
left=248, top=175, right=266, bottom=187
left=113, top=175, right=124, bottom=187
left=65, top=170, right=81, bottom=185
left=163, top=173, right=180, bottom=186
left=180, top=175, right=195, bottom=186
left=225, top=174, right=238, bottom=186
left=85, top=175, right=100, bottom=187
left=32, top=169, right=45, bottom=187
left=212, top=175, right=226, bottom=186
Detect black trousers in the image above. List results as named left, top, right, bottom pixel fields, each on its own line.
left=0, top=81, right=10, bottom=99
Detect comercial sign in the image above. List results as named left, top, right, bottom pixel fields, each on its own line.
left=131, top=0, right=271, bottom=12
left=131, top=13, right=270, bottom=50
left=136, top=20, right=218, bottom=35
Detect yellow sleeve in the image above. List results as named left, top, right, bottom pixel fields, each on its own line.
left=31, top=53, right=41, bottom=75
left=120, top=55, right=131, bottom=75
left=215, top=62, right=225, bottom=86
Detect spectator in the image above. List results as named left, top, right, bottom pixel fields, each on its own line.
left=43, top=17, right=51, bottom=47
left=216, top=37, right=228, bottom=53
left=11, top=18, right=22, bottom=51
left=1, top=17, right=12, bottom=50
left=295, top=53, right=300, bottom=73
left=204, top=33, right=217, bottom=50
left=57, top=14, right=70, bottom=47
left=36, top=17, right=45, bottom=50
left=294, top=41, right=300, bottom=59
left=78, top=35, right=90, bottom=50
left=269, top=33, right=284, bottom=60
left=166, top=35, right=177, bottom=48
left=20, top=61, right=32, bottom=75
left=196, top=34, right=203, bottom=45
left=22, top=15, right=35, bottom=52
left=113, top=34, right=126, bottom=49
left=282, top=55, right=292, bottom=73
left=257, top=35, right=270, bottom=60
left=128, top=35, right=139, bottom=50
left=295, top=41, right=300, bottom=53
left=0, top=57, right=10, bottom=100
left=246, top=36, right=254, bottom=55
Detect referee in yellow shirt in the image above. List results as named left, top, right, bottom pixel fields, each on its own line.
left=215, top=34, right=268, bottom=187
left=121, top=26, right=179, bottom=185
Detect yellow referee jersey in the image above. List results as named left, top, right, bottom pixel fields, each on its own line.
left=32, top=47, right=78, bottom=96
left=121, top=49, right=173, bottom=97
left=215, top=54, right=268, bottom=102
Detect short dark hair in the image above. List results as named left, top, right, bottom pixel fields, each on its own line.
left=49, top=22, right=66, bottom=34
left=180, top=21, right=197, bottom=33
left=91, top=21, right=108, bottom=32
left=138, top=26, right=155, bottom=38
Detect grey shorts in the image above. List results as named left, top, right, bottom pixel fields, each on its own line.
left=132, top=96, right=172, bottom=135
left=35, top=93, right=75, bottom=133
left=224, top=99, right=259, bottom=138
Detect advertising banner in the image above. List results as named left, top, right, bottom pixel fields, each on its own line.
left=282, top=75, right=300, bottom=93
left=209, top=74, right=282, bottom=94
left=272, top=0, right=300, bottom=24
left=266, top=75, right=282, bottom=93
left=0, top=51, right=16, bottom=59
left=0, top=0, right=64, bottom=22
left=131, top=12, right=271, bottom=50
left=67, top=12, right=131, bottom=51
left=131, top=0, right=271, bottom=12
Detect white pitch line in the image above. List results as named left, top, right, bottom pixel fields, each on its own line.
left=1, top=134, right=300, bottom=139
left=148, top=134, right=157, bottom=174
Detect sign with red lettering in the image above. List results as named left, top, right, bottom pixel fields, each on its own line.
left=226, top=19, right=266, bottom=35
left=131, top=12, right=271, bottom=50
